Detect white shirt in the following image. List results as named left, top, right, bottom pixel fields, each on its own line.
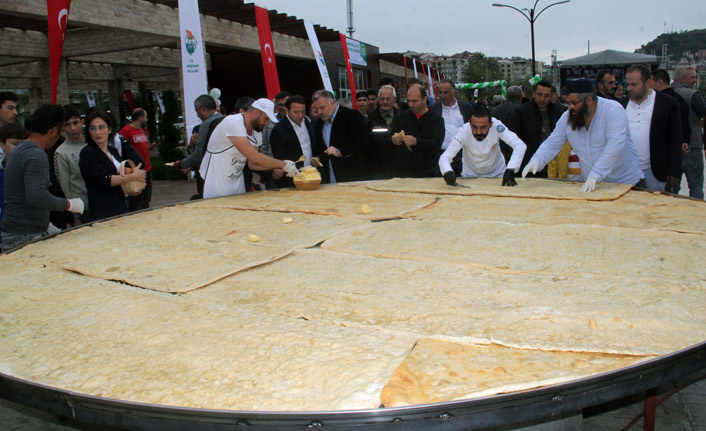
left=439, top=119, right=527, bottom=178
left=530, top=97, right=643, bottom=185
left=287, top=115, right=312, bottom=166
left=441, top=101, right=465, bottom=150
left=199, top=114, right=261, bottom=199
left=626, top=90, right=656, bottom=170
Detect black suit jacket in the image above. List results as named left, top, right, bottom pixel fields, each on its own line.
left=270, top=116, right=317, bottom=188
left=430, top=99, right=475, bottom=123
left=509, top=100, right=566, bottom=174
left=314, top=106, right=369, bottom=183
left=621, top=91, right=682, bottom=181
left=79, top=143, right=142, bottom=222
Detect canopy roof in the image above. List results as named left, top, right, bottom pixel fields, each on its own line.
left=560, top=49, right=659, bottom=67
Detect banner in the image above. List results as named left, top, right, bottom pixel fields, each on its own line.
left=412, top=58, right=419, bottom=79
left=339, top=33, right=358, bottom=109
left=154, top=91, right=165, bottom=114
left=47, top=0, right=72, bottom=104
left=178, top=0, right=208, bottom=137
left=304, top=21, right=333, bottom=93
left=124, top=90, right=135, bottom=111
left=85, top=90, right=96, bottom=108
left=345, top=38, right=367, bottom=66
left=403, top=55, right=408, bottom=92
left=255, top=6, right=281, bottom=100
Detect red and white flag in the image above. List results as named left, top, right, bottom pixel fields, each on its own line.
left=255, top=6, right=280, bottom=100
left=403, top=55, right=409, bottom=92
left=339, top=33, right=357, bottom=109
left=46, top=0, right=72, bottom=104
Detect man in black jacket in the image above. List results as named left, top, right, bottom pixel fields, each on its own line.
left=623, top=64, right=682, bottom=192
left=366, top=85, right=397, bottom=179
left=509, top=79, right=566, bottom=177
left=388, top=84, right=445, bottom=178
left=431, top=79, right=474, bottom=175
left=312, top=90, right=369, bottom=183
left=270, top=95, right=319, bottom=188
left=651, top=68, right=691, bottom=156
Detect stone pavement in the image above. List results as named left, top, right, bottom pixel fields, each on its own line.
left=1, top=178, right=705, bottom=430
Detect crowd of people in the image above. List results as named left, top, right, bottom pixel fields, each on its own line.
left=0, top=63, right=703, bottom=251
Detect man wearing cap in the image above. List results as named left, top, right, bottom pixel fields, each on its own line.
left=199, top=98, right=299, bottom=199
left=522, top=79, right=644, bottom=192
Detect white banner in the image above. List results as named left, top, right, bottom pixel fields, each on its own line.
left=154, top=91, right=166, bottom=114
left=304, top=21, right=333, bottom=93
left=178, top=0, right=208, bottom=137
left=413, top=58, right=419, bottom=79
left=345, top=38, right=367, bottom=66
left=426, top=63, right=435, bottom=103
left=85, top=90, right=96, bottom=107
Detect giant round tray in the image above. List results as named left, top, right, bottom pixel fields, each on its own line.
left=2, top=181, right=705, bottom=430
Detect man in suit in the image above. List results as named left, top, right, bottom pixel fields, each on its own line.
left=623, top=64, right=682, bottom=192
left=311, top=90, right=368, bottom=184
left=270, top=95, right=319, bottom=188
left=366, top=85, right=397, bottom=179
left=431, top=79, right=474, bottom=175
left=509, top=79, right=566, bottom=177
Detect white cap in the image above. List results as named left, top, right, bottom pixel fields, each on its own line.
left=251, top=98, right=278, bottom=123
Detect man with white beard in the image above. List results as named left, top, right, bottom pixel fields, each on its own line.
left=523, top=79, right=644, bottom=192
left=439, top=105, right=526, bottom=187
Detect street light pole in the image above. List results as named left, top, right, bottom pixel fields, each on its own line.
left=492, top=0, right=570, bottom=76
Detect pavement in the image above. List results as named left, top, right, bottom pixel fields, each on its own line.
left=1, top=177, right=706, bottom=430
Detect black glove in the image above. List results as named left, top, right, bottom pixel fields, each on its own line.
left=443, top=171, right=457, bottom=186
left=501, top=169, right=517, bottom=187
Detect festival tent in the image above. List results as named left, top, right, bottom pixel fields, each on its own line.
left=560, top=49, right=659, bottom=67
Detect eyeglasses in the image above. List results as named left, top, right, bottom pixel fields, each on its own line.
left=88, top=124, right=109, bottom=132
left=566, top=99, right=585, bottom=108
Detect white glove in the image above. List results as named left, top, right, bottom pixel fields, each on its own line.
left=521, top=160, right=540, bottom=179
left=581, top=177, right=597, bottom=193
left=283, top=160, right=299, bottom=178
left=47, top=223, right=61, bottom=235
left=67, top=198, right=85, bottom=214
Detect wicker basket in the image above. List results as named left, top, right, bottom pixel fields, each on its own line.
left=120, top=160, right=147, bottom=195
left=293, top=167, right=322, bottom=191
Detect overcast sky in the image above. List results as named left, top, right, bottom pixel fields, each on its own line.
left=255, top=0, right=705, bottom=63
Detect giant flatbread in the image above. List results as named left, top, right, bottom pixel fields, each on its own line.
left=184, top=183, right=436, bottom=220
left=321, top=219, right=706, bottom=282
left=381, top=339, right=652, bottom=407
left=10, top=206, right=367, bottom=293
left=367, top=177, right=632, bottom=201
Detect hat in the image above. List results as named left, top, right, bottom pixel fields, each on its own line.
left=565, top=79, right=594, bottom=94
left=251, top=98, right=278, bottom=123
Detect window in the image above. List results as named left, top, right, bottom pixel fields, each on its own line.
left=338, top=66, right=369, bottom=100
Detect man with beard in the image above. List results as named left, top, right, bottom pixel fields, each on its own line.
left=439, top=105, right=526, bottom=187
left=595, top=70, right=617, bottom=100
left=119, top=109, right=156, bottom=210
left=388, top=84, right=445, bottom=178
left=523, top=79, right=643, bottom=192
left=199, top=99, right=299, bottom=198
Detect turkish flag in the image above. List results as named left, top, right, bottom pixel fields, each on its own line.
left=403, top=55, right=408, bottom=92
left=339, top=33, right=357, bottom=110
left=47, top=0, right=72, bottom=104
left=255, top=6, right=280, bottom=100
left=124, top=90, right=135, bottom=111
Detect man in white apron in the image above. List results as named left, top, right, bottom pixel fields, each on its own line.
left=200, top=99, right=298, bottom=198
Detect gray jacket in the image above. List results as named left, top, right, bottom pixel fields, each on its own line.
left=181, top=111, right=224, bottom=169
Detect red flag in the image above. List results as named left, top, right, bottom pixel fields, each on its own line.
left=339, top=33, right=358, bottom=110
left=420, top=61, right=430, bottom=95
left=47, top=0, right=72, bottom=104
left=255, top=6, right=280, bottom=100
left=403, top=55, right=409, bottom=93
left=124, top=90, right=135, bottom=111
left=431, top=67, right=438, bottom=99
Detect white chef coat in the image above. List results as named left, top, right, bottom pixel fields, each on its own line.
left=439, top=118, right=527, bottom=178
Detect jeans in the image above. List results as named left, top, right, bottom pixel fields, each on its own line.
left=1, top=231, right=48, bottom=253
left=673, top=148, right=704, bottom=199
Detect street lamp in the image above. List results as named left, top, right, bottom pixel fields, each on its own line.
left=492, top=0, right=570, bottom=76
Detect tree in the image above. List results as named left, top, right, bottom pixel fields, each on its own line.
left=157, top=89, right=184, bottom=163
left=460, top=52, right=502, bottom=100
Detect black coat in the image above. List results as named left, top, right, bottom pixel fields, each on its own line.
left=314, top=106, right=369, bottom=183
left=79, top=142, right=143, bottom=221
left=366, top=107, right=397, bottom=179
left=661, top=87, right=691, bottom=145
left=388, top=108, right=445, bottom=178
left=430, top=99, right=475, bottom=123
left=270, top=116, right=318, bottom=188
left=509, top=100, right=566, bottom=174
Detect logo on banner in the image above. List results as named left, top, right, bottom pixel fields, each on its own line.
left=184, top=29, right=197, bottom=55
left=317, top=50, right=326, bottom=67
left=264, top=43, right=274, bottom=63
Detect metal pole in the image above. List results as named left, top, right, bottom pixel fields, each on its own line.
left=530, top=8, right=536, bottom=76
left=346, top=0, right=354, bottom=38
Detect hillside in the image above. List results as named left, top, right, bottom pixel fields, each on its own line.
left=639, top=29, right=706, bottom=60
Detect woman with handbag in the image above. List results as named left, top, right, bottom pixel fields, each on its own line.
left=79, top=109, right=146, bottom=222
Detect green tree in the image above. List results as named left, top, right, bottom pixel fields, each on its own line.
left=157, top=89, right=184, bottom=163
left=460, top=52, right=502, bottom=100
